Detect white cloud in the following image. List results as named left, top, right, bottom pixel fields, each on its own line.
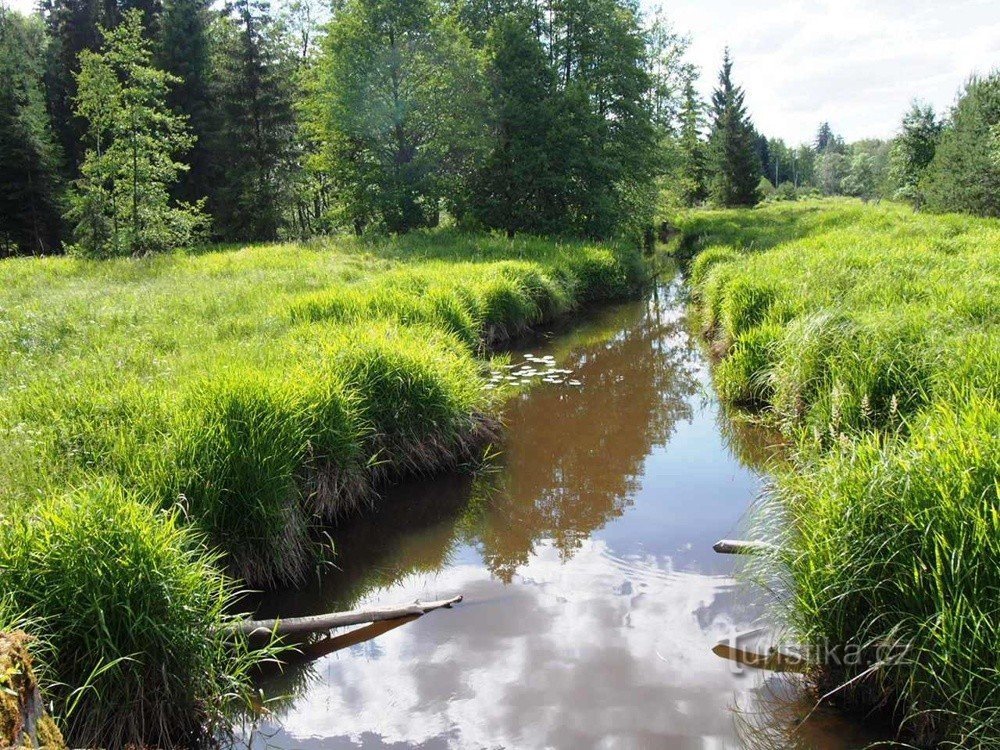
left=653, top=0, right=1000, bottom=144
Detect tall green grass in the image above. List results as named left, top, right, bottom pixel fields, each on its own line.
left=0, top=480, right=265, bottom=748
left=683, top=199, right=1000, bottom=746
left=0, top=229, right=646, bottom=746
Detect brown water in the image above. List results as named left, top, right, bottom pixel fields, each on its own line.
left=242, top=274, right=884, bottom=750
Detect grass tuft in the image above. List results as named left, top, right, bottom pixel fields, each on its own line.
left=0, top=480, right=263, bottom=749
left=682, top=199, right=1000, bottom=746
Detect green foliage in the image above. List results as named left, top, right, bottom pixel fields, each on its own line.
left=673, top=73, right=708, bottom=206
left=0, top=480, right=265, bottom=748
left=313, top=0, right=488, bottom=234
left=156, top=0, right=215, bottom=205
left=468, top=13, right=556, bottom=235
left=840, top=150, right=878, bottom=200
left=0, top=8, right=64, bottom=256
left=69, top=11, right=206, bottom=257
left=207, top=0, right=299, bottom=241
left=42, top=0, right=113, bottom=174
left=923, top=72, right=1000, bottom=217
left=707, top=50, right=760, bottom=207
left=813, top=121, right=844, bottom=153
left=686, top=200, right=1000, bottom=745
left=888, top=101, right=940, bottom=205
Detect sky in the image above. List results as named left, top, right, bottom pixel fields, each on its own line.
left=5, top=0, right=999, bottom=145
left=656, top=0, right=1000, bottom=145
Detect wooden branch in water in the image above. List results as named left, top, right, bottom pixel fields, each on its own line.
left=713, top=539, right=779, bottom=556
left=234, top=595, right=463, bottom=638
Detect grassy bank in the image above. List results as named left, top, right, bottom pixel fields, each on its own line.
left=681, top=199, right=1000, bottom=747
left=0, top=229, right=646, bottom=746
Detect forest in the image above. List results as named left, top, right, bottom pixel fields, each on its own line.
left=1, top=0, right=999, bottom=748
left=2, top=0, right=999, bottom=260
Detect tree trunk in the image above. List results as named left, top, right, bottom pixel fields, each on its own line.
left=233, top=595, right=463, bottom=638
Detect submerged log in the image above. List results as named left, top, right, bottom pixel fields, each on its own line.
left=711, top=628, right=809, bottom=674
left=713, top=539, right=779, bottom=556
left=235, top=595, right=463, bottom=638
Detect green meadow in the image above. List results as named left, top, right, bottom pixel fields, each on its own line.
left=0, top=231, right=645, bottom=746
left=683, top=199, right=1000, bottom=747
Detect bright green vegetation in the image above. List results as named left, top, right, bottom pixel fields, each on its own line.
left=683, top=199, right=1000, bottom=746
left=0, top=230, right=645, bottom=746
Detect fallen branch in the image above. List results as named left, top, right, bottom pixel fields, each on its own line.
left=234, top=595, right=463, bottom=638
left=713, top=539, right=779, bottom=555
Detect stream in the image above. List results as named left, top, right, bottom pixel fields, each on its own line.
left=242, top=271, right=884, bottom=749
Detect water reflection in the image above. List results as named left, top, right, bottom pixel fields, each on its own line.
left=242, top=277, right=879, bottom=750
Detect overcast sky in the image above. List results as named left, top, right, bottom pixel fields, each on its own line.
left=5, top=0, right=998, bottom=145
left=657, top=0, right=1000, bottom=145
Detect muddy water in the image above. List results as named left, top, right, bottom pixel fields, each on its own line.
left=244, top=273, right=882, bottom=750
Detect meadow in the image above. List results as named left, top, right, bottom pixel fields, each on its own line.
left=0, top=230, right=645, bottom=747
left=681, top=199, right=1000, bottom=747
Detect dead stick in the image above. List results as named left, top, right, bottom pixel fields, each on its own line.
left=234, top=595, right=463, bottom=638
left=713, top=539, right=779, bottom=555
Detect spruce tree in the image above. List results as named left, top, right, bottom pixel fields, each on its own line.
left=707, top=49, right=760, bottom=207
left=208, top=0, right=298, bottom=241
left=157, top=0, right=214, bottom=204
left=0, top=7, right=64, bottom=255
left=676, top=74, right=707, bottom=206
left=922, top=73, right=1000, bottom=217
left=42, top=0, right=110, bottom=174
left=69, top=10, right=205, bottom=256
left=471, top=13, right=557, bottom=236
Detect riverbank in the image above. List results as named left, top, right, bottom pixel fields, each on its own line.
left=680, top=199, right=1000, bottom=746
left=0, top=230, right=647, bottom=747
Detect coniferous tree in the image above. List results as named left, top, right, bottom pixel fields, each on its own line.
left=707, top=49, right=760, bottom=207
left=42, top=0, right=111, bottom=174
left=814, top=121, right=834, bottom=152
left=69, top=10, right=205, bottom=256
left=0, top=7, right=64, bottom=255
left=922, top=73, right=1000, bottom=217
left=157, top=0, right=214, bottom=204
left=753, top=130, right=770, bottom=179
left=675, top=73, right=707, bottom=206
left=470, top=13, right=557, bottom=236
left=208, top=0, right=298, bottom=241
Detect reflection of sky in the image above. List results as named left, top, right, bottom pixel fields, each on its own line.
left=598, top=398, right=764, bottom=574
left=251, top=540, right=758, bottom=750
left=245, top=281, right=872, bottom=749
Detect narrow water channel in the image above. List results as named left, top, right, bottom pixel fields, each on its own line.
left=243, top=272, right=881, bottom=750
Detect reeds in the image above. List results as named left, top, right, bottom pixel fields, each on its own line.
left=683, top=198, right=1000, bottom=746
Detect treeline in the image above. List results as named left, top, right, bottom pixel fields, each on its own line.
left=0, top=0, right=702, bottom=257
left=665, top=62, right=1000, bottom=216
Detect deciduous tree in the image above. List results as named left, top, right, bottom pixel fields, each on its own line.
left=69, top=10, right=205, bottom=256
